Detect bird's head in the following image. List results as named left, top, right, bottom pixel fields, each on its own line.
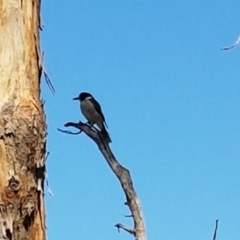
left=73, top=92, right=92, bottom=101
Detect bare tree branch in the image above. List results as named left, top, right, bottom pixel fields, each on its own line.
left=43, top=71, right=56, bottom=95
left=212, top=219, right=219, bottom=240
left=57, top=128, right=82, bottom=135
left=38, top=51, right=56, bottom=95
left=61, top=121, right=146, bottom=240
left=115, top=223, right=136, bottom=235
left=221, top=35, right=240, bottom=50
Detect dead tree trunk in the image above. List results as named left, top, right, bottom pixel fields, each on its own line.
left=60, top=122, right=147, bottom=240
left=0, top=1, right=47, bottom=240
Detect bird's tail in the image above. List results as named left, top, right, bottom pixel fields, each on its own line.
left=101, top=126, right=112, bottom=143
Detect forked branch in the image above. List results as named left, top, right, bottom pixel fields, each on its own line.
left=60, top=121, right=146, bottom=240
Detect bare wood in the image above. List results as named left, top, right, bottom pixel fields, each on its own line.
left=0, top=0, right=47, bottom=240
left=62, top=122, right=147, bottom=240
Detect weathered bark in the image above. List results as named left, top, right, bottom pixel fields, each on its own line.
left=61, top=122, right=147, bottom=240
left=0, top=1, right=47, bottom=240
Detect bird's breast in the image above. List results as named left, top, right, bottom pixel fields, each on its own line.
left=80, top=100, right=102, bottom=123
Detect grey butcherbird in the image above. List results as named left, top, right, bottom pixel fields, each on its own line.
left=73, top=92, right=112, bottom=143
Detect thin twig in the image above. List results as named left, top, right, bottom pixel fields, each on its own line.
left=221, top=35, right=240, bottom=50
left=57, top=128, right=82, bottom=135
left=60, top=122, right=105, bottom=140
left=212, top=219, right=219, bottom=240
left=39, top=51, right=56, bottom=95
left=43, top=71, right=55, bottom=95
left=115, top=223, right=136, bottom=235
left=45, top=151, right=50, bottom=160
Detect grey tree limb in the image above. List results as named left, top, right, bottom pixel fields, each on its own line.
left=61, top=121, right=147, bottom=240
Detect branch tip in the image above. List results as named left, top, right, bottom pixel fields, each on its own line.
left=57, top=128, right=82, bottom=135
left=115, top=223, right=135, bottom=235
left=221, top=35, right=240, bottom=51
left=212, top=219, right=219, bottom=240
left=43, top=71, right=55, bottom=95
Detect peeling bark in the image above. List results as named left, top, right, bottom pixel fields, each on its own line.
left=0, top=0, right=47, bottom=240
left=61, top=122, right=147, bottom=240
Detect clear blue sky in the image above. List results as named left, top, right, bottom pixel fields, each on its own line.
left=41, top=1, right=240, bottom=240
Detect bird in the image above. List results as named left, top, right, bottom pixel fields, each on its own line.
left=73, top=92, right=112, bottom=143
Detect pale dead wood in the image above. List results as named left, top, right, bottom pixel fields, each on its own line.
left=212, top=219, right=219, bottom=240
left=60, top=122, right=146, bottom=240
left=0, top=0, right=47, bottom=240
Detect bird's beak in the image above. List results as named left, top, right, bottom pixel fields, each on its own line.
left=73, top=97, right=79, bottom=100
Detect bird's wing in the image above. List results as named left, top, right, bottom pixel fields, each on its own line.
left=90, top=97, right=108, bottom=128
